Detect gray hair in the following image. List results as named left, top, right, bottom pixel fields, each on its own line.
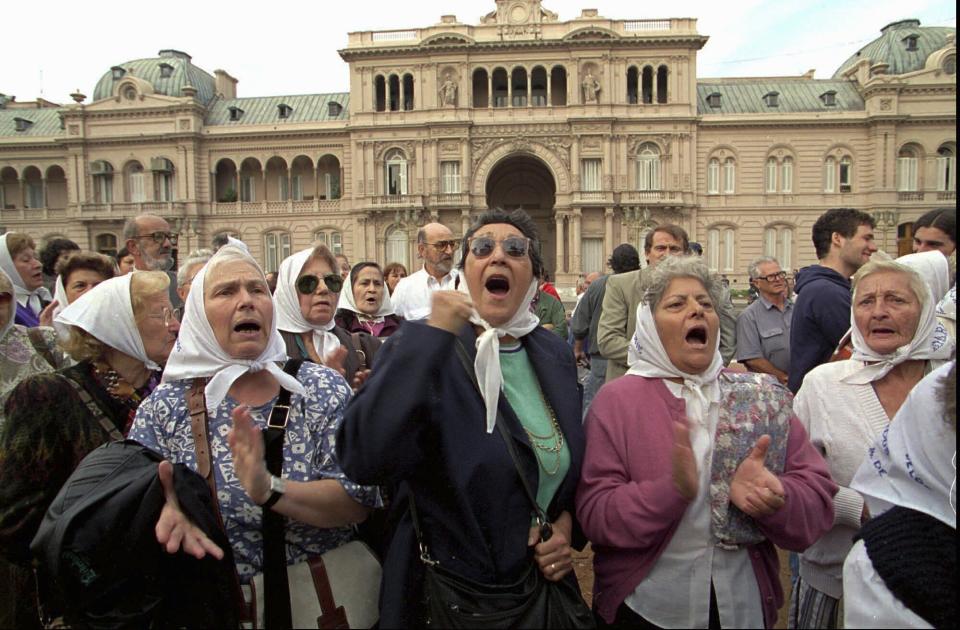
left=177, top=250, right=213, bottom=287
left=122, top=213, right=166, bottom=242
left=852, top=258, right=930, bottom=308
left=644, top=255, right=723, bottom=311
left=747, top=256, right=781, bottom=280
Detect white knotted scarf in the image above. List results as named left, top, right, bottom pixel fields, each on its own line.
left=626, top=302, right=723, bottom=425
left=896, top=250, right=950, bottom=304
left=842, top=263, right=953, bottom=385
left=0, top=268, right=16, bottom=341
left=0, top=233, right=52, bottom=316
left=457, top=274, right=540, bottom=433
left=336, top=264, right=396, bottom=323
left=851, top=360, right=956, bottom=529
left=274, top=248, right=341, bottom=360
left=55, top=273, right=159, bottom=370
left=161, top=245, right=305, bottom=414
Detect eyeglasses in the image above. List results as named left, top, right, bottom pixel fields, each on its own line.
left=468, top=236, right=532, bottom=259
left=136, top=231, right=179, bottom=245
left=756, top=271, right=787, bottom=283
left=147, top=307, right=177, bottom=327
left=425, top=239, right=460, bottom=252
left=296, top=273, right=343, bottom=295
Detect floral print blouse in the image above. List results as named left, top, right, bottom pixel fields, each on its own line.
left=0, top=325, right=67, bottom=426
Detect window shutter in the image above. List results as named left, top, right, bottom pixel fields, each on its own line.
left=707, top=159, right=719, bottom=194
left=130, top=172, right=145, bottom=202
left=824, top=158, right=836, bottom=192
left=723, top=159, right=736, bottom=193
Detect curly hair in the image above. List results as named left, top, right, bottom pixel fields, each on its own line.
left=39, top=238, right=80, bottom=277
left=644, top=255, right=723, bottom=311
left=55, top=252, right=116, bottom=286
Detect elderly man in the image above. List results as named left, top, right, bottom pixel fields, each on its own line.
left=335, top=254, right=351, bottom=280
left=597, top=225, right=737, bottom=381
left=736, top=256, right=794, bottom=385
left=390, top=222, right=459, bottom=321
left=123, top=213, right=181, bottom=309
left=174, top=249, right=212, bottom=320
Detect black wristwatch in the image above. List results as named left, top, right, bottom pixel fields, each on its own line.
left=259, top=475, right=286, bottom=509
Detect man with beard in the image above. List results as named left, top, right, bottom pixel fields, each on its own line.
left=123, top=213, right=182, bottom=310
left=390, top=222, right=459, bottom=321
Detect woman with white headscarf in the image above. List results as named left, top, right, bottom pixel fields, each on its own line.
left=791, top=258, right=954, bottom=629
left=0, top=232, right=52, bottom=328
left=128, top=244, right=380, bottom=589
left=577, top=255, right=836, bottom=630
left=0, top=270, right=177, bottom=627
left=274, top=244, right=382, bottom=387
left=335, top=261, right=402, bottom=338
left=843, top=360, right=956, bottom=628
left=337, top=209, right=588, bottom=628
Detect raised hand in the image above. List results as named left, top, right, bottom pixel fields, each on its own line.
left=323, top=346, right=350, bottom=378
left=671, top=419, right=699, bottom=501
left=155, top=460, right=224, bottom=560
left=38, top=300, right=59, bottom=328
left=428, top=290, right=474, bottom=334
left=730, top=434, right=786, bottom=518
left=227, top=405, right=271, bottom=505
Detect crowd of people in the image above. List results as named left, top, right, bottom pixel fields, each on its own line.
left=0, top=206, right=955, bottom=629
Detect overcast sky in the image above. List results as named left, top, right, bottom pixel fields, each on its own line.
left=4, top=0, right=955, bottom=104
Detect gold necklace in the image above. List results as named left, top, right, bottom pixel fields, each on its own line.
left=522, top=388, right=564, bottom=476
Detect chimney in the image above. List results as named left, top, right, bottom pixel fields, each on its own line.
left=214, top=69, right=238, bottom=100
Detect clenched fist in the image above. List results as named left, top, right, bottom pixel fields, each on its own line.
left=428, top=290, right=474, bottom=334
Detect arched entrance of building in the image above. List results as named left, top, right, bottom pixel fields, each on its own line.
left=485, top=153, right=557, bottom=277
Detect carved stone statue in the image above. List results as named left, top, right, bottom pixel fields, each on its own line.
left=582, top=71, right=601, bottom=103
left=439, top=74, right=458, bottom=107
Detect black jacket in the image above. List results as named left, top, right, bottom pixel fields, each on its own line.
left=788, top=265, right=852, bottom=393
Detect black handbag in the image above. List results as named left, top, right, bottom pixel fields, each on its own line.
left=406, top=342, right=594, bottom=629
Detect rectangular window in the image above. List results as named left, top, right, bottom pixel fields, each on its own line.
left=264, top=232, right=291, bottom=273
left=97, top=176, right=113, bottom=203
left=26, top=182, right=44, bottom=208
left=387, top=163, right=407, bottom=195
left=780, top=228, right=793, bottom=270
left=781, top=160, right=793, bottom=193
left=581, top=159, right=602, bottom=191
left=291, top=175, right=303, bottom=201
left=707, top=160, right=719, bottom=194
left=581, top=238, right=604, bottom=274
left=240, top=177, right=255, bottom=202
left=707, top=229, right=720, bottom=272
left=441, top=161, right=461, bottom=194
left=129, top=172, right=146, bottom=202
left=839, top=159, right=852, bottom=192
left=765, top=160, right=777, bottom=193
left=636, top=158, right=660, bottom=191
left=723, top=160, right=736, bottom=194
left=331, top=232, right=343, bottom=255
left=278, top=176, right=289, bottom=201
left=824, top=160, right=836, bottom=193
left=386, top=231, right=409, bottom=268
left=722, top=229, right=735, bottom=273
left=155, top=173, right=173, bottom=202
left=937, top=156, right=956, bottom=191
left=897, top=157, right=918, bottom=191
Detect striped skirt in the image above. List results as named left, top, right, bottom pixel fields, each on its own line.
left=788, top=577, right=841, bottom=629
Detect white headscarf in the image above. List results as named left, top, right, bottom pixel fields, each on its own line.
left=0, top=268, right=16, bottom=341
left=51, top=275, right=70, bottom=342
left=55, top=273, right=159, bottom=370
left=851, top=360, right=956, bottom=529
left=0, top=233, right=52, bottom=315
left=457, top=274, right=540, bottom=433
left=274, top=248, right=341, bottom=360
left=937, top=285, right=956, bottom=322
left=897, top=250, right=950, bottom=304
left=161, top=245, right=305, bottom=414
left=627, top=301, right=724, bottom=424
left=336, top=264, right=395, bottom=322
left=842, top=262, right=954, bottom=385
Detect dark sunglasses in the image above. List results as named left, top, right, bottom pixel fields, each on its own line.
left=296, top=273, right=343, bottom=295
left=468, top=236, right=531, bottom=259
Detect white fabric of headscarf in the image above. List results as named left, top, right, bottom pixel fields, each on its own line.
left=336, top=265, right=395, bottom=322
left=226, top=236, right=249, bottom=254
left=0, top=233, right=52, bottom=315
left=851, top=360, right=956, bottom=529
left=51, top=275, right=70, bottom=342
left=457, top=274, right=540, bottom=433
left=274, top=248, right=341, bottom=361
left=842, top=263, right=954, bottom=385
left=937, top=285, right=956, bottom=322
left=897, top=250, right=950, bottom=304
left=55, top=273, right=159, bottom=370
left=161, top=245, right=305, bottom=414
left=0, top=268, right=16, bottom=341
left=626, top=301, right=724, bottom=424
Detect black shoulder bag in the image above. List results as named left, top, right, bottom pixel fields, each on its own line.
left=406, top=341, right=594, bottom=629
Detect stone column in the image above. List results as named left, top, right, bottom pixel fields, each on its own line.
left=314, top=167, right=321, bottom=210
left=41, top=177, right=48, bottom=209
left=605, top=207, right=614, bottom=259
left=571, top=209, right=582, bottom=275
left=546, top=72, right=552, bottom=107
left=461, top=209, right=471, bottom=237
left=526, top=69, right=532, bottom=108
left=399, top=79, right=405, bottom=112
left=235, top=169, right=241, bottom=211
left=487, top=72, right=493, bottom=109
left=555, top=212, right=566, bottom=272
left=507, top=75, right=513, bottom=108
left=19, top=178, right=26, bottom=209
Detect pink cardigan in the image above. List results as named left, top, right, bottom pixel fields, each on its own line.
left=576, top=374, right=837, bottom=627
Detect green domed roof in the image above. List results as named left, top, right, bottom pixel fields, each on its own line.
left=833, top=19, right=956, bottom=79
left=92, top=50, right=217, bottom=104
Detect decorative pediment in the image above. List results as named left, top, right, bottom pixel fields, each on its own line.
left=421, top=32, right=474, bottom=46
left=563, top=26, right=619, bottom=42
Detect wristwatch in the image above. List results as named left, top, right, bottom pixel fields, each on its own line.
left=259, top=475, right=287, bottom=509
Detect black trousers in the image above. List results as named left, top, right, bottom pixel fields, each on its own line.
left=595, top=583, right=722, bottom=630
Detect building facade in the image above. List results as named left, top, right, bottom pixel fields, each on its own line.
left=0, top=1, right=955, bottom=294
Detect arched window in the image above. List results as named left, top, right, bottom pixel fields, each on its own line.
left=550, top=66, right=567, bottom=106
left=764, top=225, right=794, bottom=270
left=823, top=156, right=836, bottom=192
left=403, top=73, right=415, bottom=111
left=314, top=229, right=343, bottom=255
left=385, top=149, right=408, bottom=195
left=263, top=230, right=291, bottom=273
left=91, top=160, right=114, bottom=204
left=386, top=226, right=409, bottom=268
left=492, top=68, right=508, bottom=107
left=723, top=158, right=736, bottom=194
left=707, top=158, right=720, bottom=194
left=636, top=143, right=661, bottom=191
left=641, top=66, right=654, bottom=104
left=152, top=158, right=175, bottom=202
left=22, top=166, right=43, bottom=209
left=388, top=75, right=400, bottom=111
left=472, top=69, right=489, bottom=108
left=374, top=75, right=386, bottom=112
left=707, top=226, right=735, bottom=272
left=626, top=67, right=639, bottom=104
left=95, top=233, right=118, bottom=257
left=897, top=145, right=920, bottom=191
left=781, top=157, right=794, bottom=193
left=656, top=65, right=668, bottom=104
left=125, top=161, right=146, bottom=202
left=530, top=67, right=547, bottom=107
left=511, top=67, right=528, bottom=107
left=937, top=145, right=956, bottom=191
left=765, top=158, right=778, bottom=193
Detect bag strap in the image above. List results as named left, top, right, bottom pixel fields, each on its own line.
left=350, top=332, right=368, bottom=372
left=26, top=327, right=58, bottom=369
left=261, top=358, right=302, bottom=630
left=62, top=373, right=124, bottom=441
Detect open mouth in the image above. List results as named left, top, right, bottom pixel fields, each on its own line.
left=871, top=327, right=896, bottom=335
left=485, top=275, right=510, bottom=296
left=685, top=325, right=708, bottom=346
left=234, top=321, right=262, bottom=334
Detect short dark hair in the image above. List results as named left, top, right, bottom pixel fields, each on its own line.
left=349, top=261, right=382, bottom=288
left=39, top=238, right=80, bottom=276
left=644, top=224, right=689, bottom=254
left=608, top=243, right=640, bottom=274
left=115, top=246, right=131, bottom=262
left=55, top=251, right=116, bottom=284
left=811, top=207, right=876, bottom=259
left=688, top=241, right=703, bottom=256
left=383, top=262, right=407, bottom=277
left=913, top=207, right=956, bottom=244
left=211, top=233, right=230, bottom=249
left=458, top=208, right=544, bottom=279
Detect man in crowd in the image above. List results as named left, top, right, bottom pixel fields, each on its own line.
left=736, top=256, right=793, bottom=385
left=572, top=244, right=640, bottom=416
left=912, top=207, right=955, bottom=256
left=391, top=222, right=459, bottom=321
left=788, top=207, right=877, bottom=393
left=336, top=254, right=351, bottom=280
left=123, top=213, right=181, bottom=309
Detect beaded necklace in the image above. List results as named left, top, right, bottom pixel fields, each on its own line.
left=522, top=384, right=564, bottom=476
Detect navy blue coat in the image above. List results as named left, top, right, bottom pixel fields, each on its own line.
left=336, top=321, right=585, bottom=628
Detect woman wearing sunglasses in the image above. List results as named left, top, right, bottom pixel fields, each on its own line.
left=337, top=208, right=588, bottom=627
left=274, top=244, right=382, bottom=388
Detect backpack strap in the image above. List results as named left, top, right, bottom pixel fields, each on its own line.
left=26, top=327, right=58, bottom=369
left=61, top=374, right=124, bottom=441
